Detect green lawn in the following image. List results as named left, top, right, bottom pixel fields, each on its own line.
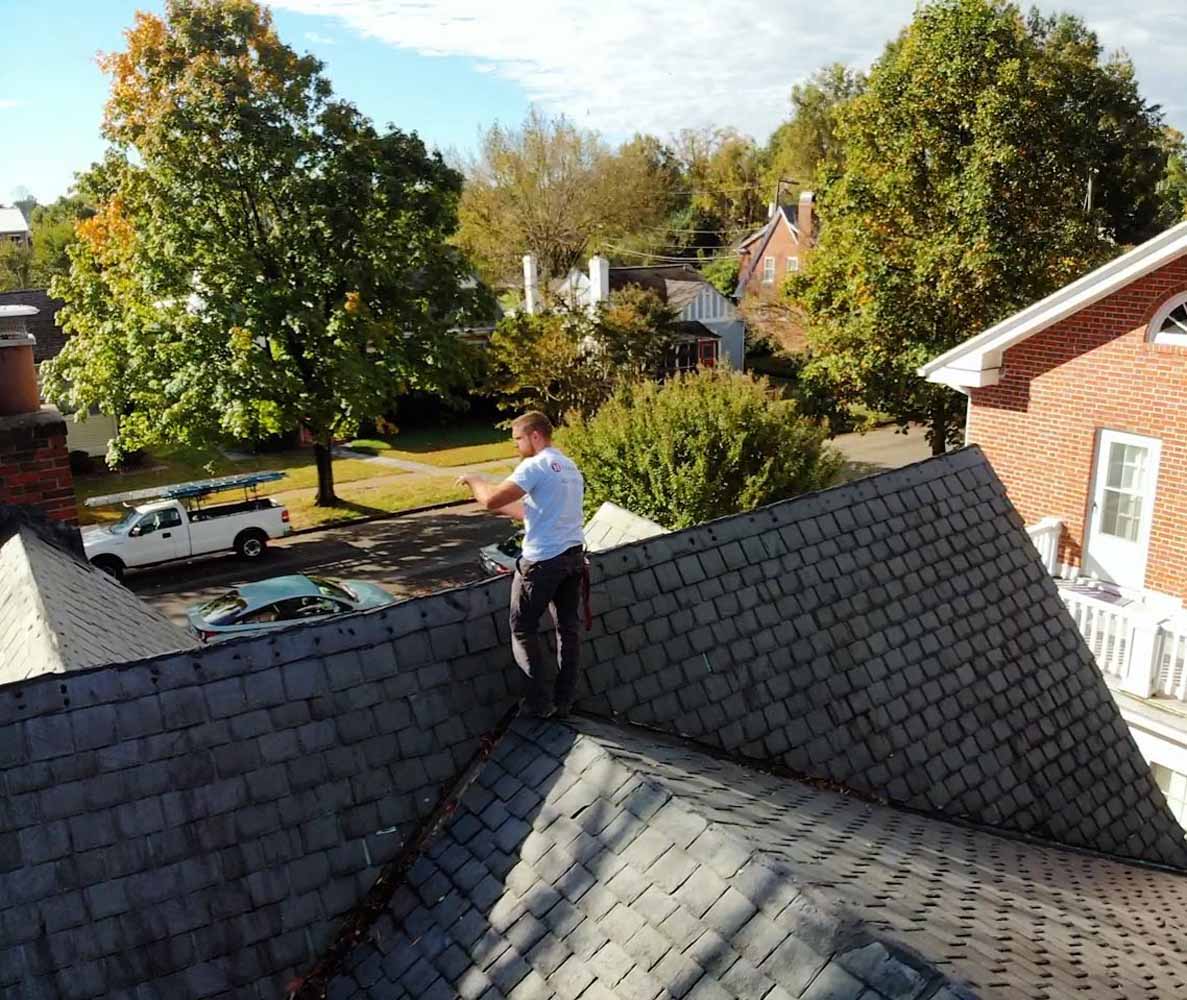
left=347, top=420, right=516, bottom=468
left=76, top=445, right=386, bottom=525
left=75, top=423, right=520, bottom=530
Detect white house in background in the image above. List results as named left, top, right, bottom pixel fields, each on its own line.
left=524, top=254, right=746, bottom=371
left=0, top=207, right=30, bottom=247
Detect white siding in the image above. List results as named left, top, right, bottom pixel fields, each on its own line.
left=66, top=412, right=117, bottom=458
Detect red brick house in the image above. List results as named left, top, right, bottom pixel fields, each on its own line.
left=735, top=190, right=815, bottom=298
left=920, top=221, right=1187, bottom=822
left=734, top=192, right=815, bottom=351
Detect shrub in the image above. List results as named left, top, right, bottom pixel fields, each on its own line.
left=68, top=450, right=96, bottom=475
left=561, top=368, right=841, bottom=529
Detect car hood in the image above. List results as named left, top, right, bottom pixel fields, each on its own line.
left=344, top=580, right=397, bottom=609
left=82, top=525, right=115, bottom=548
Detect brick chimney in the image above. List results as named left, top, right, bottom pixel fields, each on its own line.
left=0, top=305, right=77, bottom=525
left=798, top=190, right=815, bottom=250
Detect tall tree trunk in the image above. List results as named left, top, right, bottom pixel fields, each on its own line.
left=928, top=394, right=957, bottom=455
left=314, top=436, right=337, bottom=507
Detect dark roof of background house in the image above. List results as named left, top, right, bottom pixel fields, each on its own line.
left=1, top=448, right=1185, bottom=999
left=609, top=265, right=721, bottom=312
left=331, top=717, right=1187, bottom=1000
left=0, top=506, right=197, bottom=681
left=0, top=288, right=68, bottom=362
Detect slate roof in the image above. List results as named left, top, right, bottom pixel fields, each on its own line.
left=0, top=510, right=196, bottom=681
left=0, top=288, right=68, bottom=362
left=331, top=718, right=1187, bottom=1000
left=2, top=448, right=1186, bottom=999
left=609, top=266, right=721, bottom=313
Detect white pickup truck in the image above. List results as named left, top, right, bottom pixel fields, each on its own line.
left=83, top=472, right=293, bottom=580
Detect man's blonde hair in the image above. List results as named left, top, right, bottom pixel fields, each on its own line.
left=512, top=411, right=553, bottom=438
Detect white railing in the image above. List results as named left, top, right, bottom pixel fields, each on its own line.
left=1058, top=587, right=1181, bottom=700
left=1155, top=613, right=1187, bottom=700
left=1026, top=517, right=1063, bottom=575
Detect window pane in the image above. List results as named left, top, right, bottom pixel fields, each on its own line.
left=1159, top=302, right=1187, bottom=337
left=1106, top=443, right=1147, bottom=491
left=1101, top=489, right=1141, bottom=541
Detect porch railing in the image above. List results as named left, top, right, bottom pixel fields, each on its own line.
left=1026, top=516, right=1063, bottom=576
left=1057, top=587, right=1187, bottom=700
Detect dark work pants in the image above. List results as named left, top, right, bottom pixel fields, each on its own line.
left=510, top=545, right=585, bottom=713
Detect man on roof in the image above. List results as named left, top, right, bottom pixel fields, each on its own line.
left=457, top=411, right=586, bottom=718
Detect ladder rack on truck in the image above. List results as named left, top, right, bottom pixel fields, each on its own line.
left=84, top=471, right=288, bottom=509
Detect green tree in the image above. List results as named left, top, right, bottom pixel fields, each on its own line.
left=29, top=194, right=95, bottom=286
left=699, top=253, right=740, bottom=297
left=457, top=112, right=678, bottom=286
left=789, top=0, right=1158, bottom=452
left=763, top=63, right=866, bottom=194
left=0, top=240, right=33, bottom=291
left=561, top=369, right=841, bottom=529
left=485, top=286, right=680, bottom=423
left=1156, top=128, right=1187, bottom=226
left=43, top=0, right=481, bottom=504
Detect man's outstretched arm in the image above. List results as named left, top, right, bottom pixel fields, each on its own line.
left=458, top=475, right=526, bottom=518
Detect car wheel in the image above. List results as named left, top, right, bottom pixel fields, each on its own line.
left=235, top=530, right=267, bottom=560
left=92, top=556, right=124, bottom=582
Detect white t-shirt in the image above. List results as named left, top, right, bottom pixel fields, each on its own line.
left=508, top=446, right=585, bottom=562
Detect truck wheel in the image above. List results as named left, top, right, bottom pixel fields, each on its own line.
left=92, top=556, right=124, bottom=582
left=235, top=530, right=267, bottom=560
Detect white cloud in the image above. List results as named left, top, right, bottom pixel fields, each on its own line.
left=304, top=31, right=337, bottom=45
left=0, top=100, right=22, bottom=111
left=270, top=0, right=1187, bottom=140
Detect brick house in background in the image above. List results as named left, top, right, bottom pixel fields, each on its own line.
left=734, top=190, right=815, bottom=351
left=920, top=218, right=1187, bottom=823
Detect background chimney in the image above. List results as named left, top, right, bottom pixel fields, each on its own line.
left=588, top=255, right=610, bottom=313
left=522, top=254, right=539, bottom=315
left=0, top=306, right=41, bottom=417
left=798, top=190, right=815, bottom=249
left=0, top=305, right=77, bottom=525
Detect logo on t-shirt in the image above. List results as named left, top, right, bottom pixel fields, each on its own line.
left=550, top=461, right=562, bottom=472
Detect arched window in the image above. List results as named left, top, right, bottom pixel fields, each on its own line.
left=1147, top=292, right=1187, bottom=346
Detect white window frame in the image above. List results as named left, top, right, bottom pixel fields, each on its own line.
left=762, top=257, right=775, bottom=284
left=1147, top=291, right=1187, bottom=346
left=786, top=257, right=799, bottom=273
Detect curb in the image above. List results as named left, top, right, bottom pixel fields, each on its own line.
left=286, top=497, right=476, bottom=537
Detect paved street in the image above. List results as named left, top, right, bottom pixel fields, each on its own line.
left=130, top=501, right=509, bottom=625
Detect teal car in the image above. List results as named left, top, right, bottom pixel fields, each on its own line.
left=186, top=574, right=395, bottom=642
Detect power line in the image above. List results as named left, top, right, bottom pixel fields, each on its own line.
left=602, top=243, right=742, bottom=263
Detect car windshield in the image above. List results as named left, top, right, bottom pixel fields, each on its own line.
left=197, top=591, right=248, bottom=626
left=107, top=508, right=141, bottom=534
left=310, top=576, right=356, bottom=604
left=497, top=532, right=524, bottom=558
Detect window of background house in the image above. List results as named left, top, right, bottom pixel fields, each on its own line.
left=1152, top=763, right=1187, bottom=825
left=786, top=257, right=799, bottom=273
left=1147, top=292, right=1187, bottom=346
left=762, top=257, right=775, bottom=284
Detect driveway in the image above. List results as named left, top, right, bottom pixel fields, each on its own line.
left=830, top=424, right=933, bottom=482
left=130, top=502, right=509, bottom=625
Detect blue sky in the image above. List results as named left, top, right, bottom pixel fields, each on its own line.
left=3, top=1, right=1187, bottom=206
